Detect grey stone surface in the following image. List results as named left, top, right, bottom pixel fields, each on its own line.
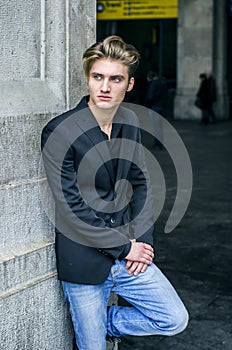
left=0, top=0, right=96, bottom=349
left=0, top=276, right=74, bottom=350
left=68, top=0, right=96, bottom=109
left=1, top=0, right=41, bottom=80
left=0, top=181, right=53, bottom=260
left=0, top=114, right=46, bottom=183
left=0, top=243, right=55, bottom=297
left=0, top=0, right=67, bottom=117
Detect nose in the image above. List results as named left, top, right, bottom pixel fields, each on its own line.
left=101, top=78, right=110, bottom=92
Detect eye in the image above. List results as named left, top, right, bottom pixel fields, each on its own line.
left=93, top=74, right=102, bottom=81
left=111, top=76, right=122, bottom=83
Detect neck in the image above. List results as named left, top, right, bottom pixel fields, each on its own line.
left=88, top=104, right=118, bottom=139
left=99, top=123, right=112, bottom=139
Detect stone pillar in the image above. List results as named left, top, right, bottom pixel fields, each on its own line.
left=213, top=0, right=230, bottom=119
left=174, top=0, right=213, bottom=119
left=174, top=0, right=229, bottom=120
left=0, top=1, right=95, bottom=349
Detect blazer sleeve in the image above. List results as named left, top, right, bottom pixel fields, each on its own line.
left=41, top=122, right=131, bottom=259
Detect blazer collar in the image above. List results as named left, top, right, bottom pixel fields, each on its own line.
left=74, top=95, right=127, bottom=132
left=73, top=96, right=119, bottom=184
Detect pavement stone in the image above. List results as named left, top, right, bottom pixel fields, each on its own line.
left=119, top=119, right=232, bottom=350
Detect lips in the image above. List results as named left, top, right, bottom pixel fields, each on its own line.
left=98, top=95, right=112, bottom=101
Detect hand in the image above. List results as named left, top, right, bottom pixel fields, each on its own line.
left=125, top=240, right=154, bottom=264
left=124, top=240, right=154, bottom=276
left=125, top=260, right=150, bottom=276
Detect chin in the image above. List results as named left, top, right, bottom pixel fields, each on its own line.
left=96, top=101, right=118, bottom=110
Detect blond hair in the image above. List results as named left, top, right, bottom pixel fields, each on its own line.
left=83, top=36, right=140, bottom=78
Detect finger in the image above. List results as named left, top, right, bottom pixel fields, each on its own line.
left=141, top=263, right=148, bottom=273
left=144, top=246, right=154, bottom=259
left=125, top=260, right=133, bottom=270
left=127, top=261, right=139, bottom=274
left=146, top=251, right=154, bottom=260
left=144, top=243, right=154, bottom=253
left=133, top=262, right=147, bottom=276
left=141, top=255, right=153, bottom=265
left=142, top=250, right=154, bottom=262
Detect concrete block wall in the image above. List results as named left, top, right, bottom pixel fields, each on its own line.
left=0, top=0, right=96, bottom=349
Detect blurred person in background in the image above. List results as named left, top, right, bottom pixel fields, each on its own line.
left=196, top=70, right=217, bottom=125
left=145, top=71, right=169, bottom=149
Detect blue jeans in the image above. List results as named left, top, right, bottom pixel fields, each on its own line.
left=62, top=260, right=188, bottom=350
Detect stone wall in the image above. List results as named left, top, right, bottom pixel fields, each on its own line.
left=0, top=1, right=95, bottom=349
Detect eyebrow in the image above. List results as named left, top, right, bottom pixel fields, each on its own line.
left=90, top=72, right=126, bottom=79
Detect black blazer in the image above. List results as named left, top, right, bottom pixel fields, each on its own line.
left=41, top=96, right=154, bottom=284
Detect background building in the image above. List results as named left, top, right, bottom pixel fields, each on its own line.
left=97, top=0, right=231, bottom=120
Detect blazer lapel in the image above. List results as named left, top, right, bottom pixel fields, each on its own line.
left=73, top=106, right=115, bottom=185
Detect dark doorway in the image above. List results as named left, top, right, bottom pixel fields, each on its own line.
left=97, top=19, right=177, bottom=107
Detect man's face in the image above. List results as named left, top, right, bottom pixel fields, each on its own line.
left=86, top=58, right=134, bottom=109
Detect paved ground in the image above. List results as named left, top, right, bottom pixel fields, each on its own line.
left=119, top=119, right=232, bottom=350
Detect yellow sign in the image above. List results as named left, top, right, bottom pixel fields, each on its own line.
left=97, top=0, right=178, bottom=20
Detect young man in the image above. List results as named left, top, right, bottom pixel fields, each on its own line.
left=41, top=36, right=188, bottom=350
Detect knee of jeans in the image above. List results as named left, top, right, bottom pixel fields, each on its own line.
left=153, top=306, right=189, bottom=336
left=167, top=307, right=189, bottom=336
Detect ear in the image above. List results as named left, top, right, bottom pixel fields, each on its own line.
left=127, top=77, right=135, bottom=92
left=85, top=74, right=89, bottom=84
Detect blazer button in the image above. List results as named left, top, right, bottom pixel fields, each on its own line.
left=110, top=217, right=116, bottom=225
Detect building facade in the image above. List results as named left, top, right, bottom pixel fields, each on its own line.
left=97, top=0, right=231, bottom=120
